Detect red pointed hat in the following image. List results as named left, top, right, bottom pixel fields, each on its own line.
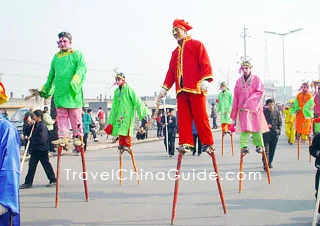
left=173, top=19, right=193, bottom=31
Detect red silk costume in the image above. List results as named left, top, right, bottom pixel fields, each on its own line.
left=162, top=36, right=213, bottom=147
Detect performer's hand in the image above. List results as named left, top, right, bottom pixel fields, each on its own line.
left=159, top=88, right=167, bottom=97
left=0, top=204, right=8, bottom=215
left=200, top=80, right=209, bottom=91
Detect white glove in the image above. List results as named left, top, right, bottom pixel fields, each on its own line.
left=159, top=88, right=167, bottom=97
left=0, top=204, right=8, bottom=215
left=200, top=80, right=209, bottom=91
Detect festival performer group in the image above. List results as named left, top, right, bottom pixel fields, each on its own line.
left=3, top=19, right=320, bottom=226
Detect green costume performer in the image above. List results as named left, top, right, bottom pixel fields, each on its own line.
left=106, top=73, right=149, bottom=150
left=217, top=82, right=233, bottom=133
left=40, top=32, right=87, bottom=147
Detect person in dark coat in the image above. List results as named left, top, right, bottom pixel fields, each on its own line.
left=211, top=102, right=218, bottom=129
left=262, top=99, right=282, bottom=169
left=20, top=110, right=56, bottom=189
left=310, top=133, right=320, bottom=223
left=162, top=109, right=177, bottom=157
left=192, top=120, right=202, bottom=156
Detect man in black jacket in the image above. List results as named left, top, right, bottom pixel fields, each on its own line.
left=20, top=110, right=56, bottom=189
left=310, top=133, right=320, bottom=223
left=262, top=99, right=282, bottom=169
left=162, top=109, right=177, bottom=157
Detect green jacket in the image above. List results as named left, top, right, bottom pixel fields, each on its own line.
left=107, top=83, right=149, bottom=137
left=40, top=49, right=87, bottom=108
left=217, top=89, right=233, bottom=124
left=82, top=113, right=91, bottom=134
left=290, top=95, right=314, bottom=119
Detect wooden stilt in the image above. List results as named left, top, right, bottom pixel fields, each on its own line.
left=78, top=142, right=89, bottom=201
left=55, top=136, right=89, bottom=208
left=230, top=133, right=235, bottom=156
left=239, top=152, right=245, bottom=193
left=262, top=149, right=271, bottom=184
left=129, top=149, right=140, bottom=185
left=119, top=151, right=123, bottom=186
left=55, top=146, right=63, bottom=208
left=221, top=133, right=225, bottom=157
left=207, top=148, right=227, bottom=214
left=297, top=135, right=301, bottom=160
left=171, top=152, right=183, bottom=225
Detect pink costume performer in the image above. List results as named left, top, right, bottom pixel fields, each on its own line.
left=230, top=61, right=269, bottom=153
left=314, top=83, right=320, bottom=117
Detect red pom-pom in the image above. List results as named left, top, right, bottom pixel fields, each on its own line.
left=104, top=124, right=113, bottom=135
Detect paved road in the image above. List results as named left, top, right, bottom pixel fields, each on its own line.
left=19, top=130, right=316, bottom=225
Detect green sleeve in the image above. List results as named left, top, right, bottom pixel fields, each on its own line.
left=129, top=87, right=149, bottom=120
left=290, top=98, right=300, bottom=115
left=70, top=51, right=87, bottom=94
left=107, top=90, right=118, bottom=125
left=302, top=97, right=314, bottom=118
left=40, top=57, right=56, bottom=99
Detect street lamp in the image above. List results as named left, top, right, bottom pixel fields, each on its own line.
left=264, top=28, right=303, bottom=103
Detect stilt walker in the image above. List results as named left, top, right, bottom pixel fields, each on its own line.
left=217, top=82, right=234, bottom=157
left=291, top=82, right=314, bottom=161
left=27, top=31, right=89, bottom=207
left=0, top=82, right=21, bottom=225
left=104, top=71, right=149, bottom=186
left=159, top=19, right=227, bottom=224
left=230, top=60, right=271, bottom=193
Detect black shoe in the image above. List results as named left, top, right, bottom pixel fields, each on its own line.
left=20, top=183, right=32, bottom=189
left=47, top=182, right=56, bottom=187
left=176, top=145, right=192, bottom=153
left=256, top=146, right=263, bottom=153
left=241, top=147, right=249, bottom=154
left=201, top=145, right=214, bottom=154
left=192, top=152, right=196, bottom=156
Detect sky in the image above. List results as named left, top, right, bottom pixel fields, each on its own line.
left=1, top=0, right=320, bottom=100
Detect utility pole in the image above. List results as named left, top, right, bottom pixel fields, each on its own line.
left=240, top=26, right=250, bottom=61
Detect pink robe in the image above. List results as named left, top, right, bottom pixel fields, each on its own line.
left=314, top=92, right=320, bottom=116
left=230, top=74, right=269, bottom=133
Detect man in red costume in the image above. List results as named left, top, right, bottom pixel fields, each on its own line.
left=159, top=19, right=214, bottom=153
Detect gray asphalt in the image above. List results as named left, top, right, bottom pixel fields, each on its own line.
left=19, top=130, right=316, bottom=226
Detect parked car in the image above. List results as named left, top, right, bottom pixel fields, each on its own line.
left=10, top=107, right=29, bottom=146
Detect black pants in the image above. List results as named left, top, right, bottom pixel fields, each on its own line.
left=212, top=117, right=218, bottom=129
left=157, top=125, right=163, bottom=137
left=90, top=128, right=97, bottom=139
left=316, top=169, right=320, bottom=213
left=164, top=133, right=176, bottom=156
left=25, top=151, right=56, bottom=185
left=48, top=130, right=55, bottom=152
left=193, top=134, right=203, bottom=155
left=83, top=133, right=88, bottom=152
left=263, top=135, right=279, bottom=165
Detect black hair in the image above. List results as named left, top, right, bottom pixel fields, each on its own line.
left=265, top=99, right=275, bottom=105
left=33, top=109, right=43, bottom=118
left=87, top=109, right=92, bottom=113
